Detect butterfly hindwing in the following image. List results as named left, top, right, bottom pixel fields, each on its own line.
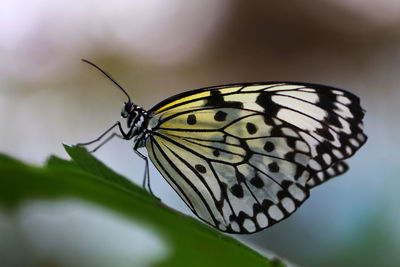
left=145, top=82, right=366, bottom=233
left=307, top=161, right=349, bottom=188
left=147, top=127, right=310, bottom=233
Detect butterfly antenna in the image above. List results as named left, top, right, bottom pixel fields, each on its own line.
left=81, top=59, right=131, bottom=103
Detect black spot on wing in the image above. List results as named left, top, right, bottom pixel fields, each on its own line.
left=230, top=184, right=244, bottom=198
left=214, top=110, right=227, bottom=121
left=250, top=174, right=264, bottom=188
left=256, top=91, right=281, bottom=118
left=277, top=190, right=291, bottom=200
left=315, top=127, right=335, bottom=141
left=205, top=90, right=243, bottom=108
left=268, top=162, right=280, bottom=173
left=316, top=141, right=331, bottom=154
left=315, top=90, right=337, bottom=111
left=264, top=141, right=275, bottom=152
left=187, top=114, right=197, bottom=125
left=286, top=138, right=296, bottom=149
left=325, top=113, right=342, bottom=128
left=195, top=164, right=207, bottom=173
left=246, top=122, right=257, bottom=134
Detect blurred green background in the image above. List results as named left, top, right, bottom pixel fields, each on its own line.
left=1, top=1, right=399, bottom=266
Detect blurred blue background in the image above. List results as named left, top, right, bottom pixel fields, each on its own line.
left=1, top=1, right=399, bottom=266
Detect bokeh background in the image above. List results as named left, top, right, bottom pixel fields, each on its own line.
left=1, top=1, right=400, bottom=266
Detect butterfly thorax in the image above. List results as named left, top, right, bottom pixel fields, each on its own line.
left=121, top=102, right=149, bottom=146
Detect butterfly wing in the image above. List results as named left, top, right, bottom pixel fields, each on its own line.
left=145, top=82, right=367, bottom=233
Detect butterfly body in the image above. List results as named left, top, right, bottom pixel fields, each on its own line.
left=120, top=104, right=147, bottom=146
left=77, top=60, right=366, bottom=234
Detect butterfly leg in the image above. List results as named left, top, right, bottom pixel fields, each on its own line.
left=76, top=121, right=128, bottom=152
left=88, top=133, right=125, bottom=153
left=134, top=145, right=159, bottom=200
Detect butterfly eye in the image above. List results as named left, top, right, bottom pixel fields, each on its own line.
left=121, top=103, right=131, bottom=118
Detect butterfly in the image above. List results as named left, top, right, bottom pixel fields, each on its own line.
left=77, top=59, right=367, bottom=234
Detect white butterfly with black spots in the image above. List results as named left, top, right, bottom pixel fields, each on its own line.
left=77, top=61, right=367, bottom=234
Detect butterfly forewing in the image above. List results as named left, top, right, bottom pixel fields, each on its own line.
left=145, top=82, right=366, bottom=233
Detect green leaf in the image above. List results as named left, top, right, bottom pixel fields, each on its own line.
left=0, top=146, right=284, bottom=267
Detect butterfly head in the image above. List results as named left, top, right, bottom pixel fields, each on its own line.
left=121, top=101, right=147, bottom=131
left=121, top=101, right=134, bottom=118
